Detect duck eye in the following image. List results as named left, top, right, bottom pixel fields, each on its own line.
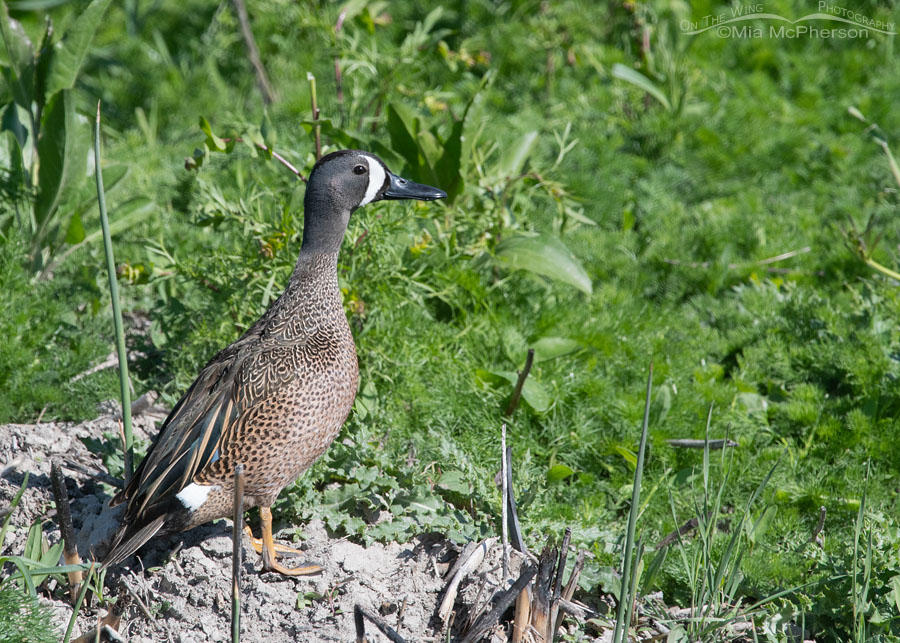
left=353, top=164, right=367, bottom=175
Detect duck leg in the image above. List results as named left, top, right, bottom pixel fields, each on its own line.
left=244, top=506, right=322, bottom=576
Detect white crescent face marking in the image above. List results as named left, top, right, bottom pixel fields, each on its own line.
left=176, top=482, right=219, bottom=511
left=359, top=155, right=387, bottom=207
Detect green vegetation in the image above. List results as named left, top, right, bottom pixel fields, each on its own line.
left=2, top=0, right=900, bottom=639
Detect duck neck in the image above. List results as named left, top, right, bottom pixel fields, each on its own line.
left=288, top=250, right=341, bottom=306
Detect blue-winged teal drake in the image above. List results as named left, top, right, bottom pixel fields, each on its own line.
left=103, top=150, right=446, bottom=575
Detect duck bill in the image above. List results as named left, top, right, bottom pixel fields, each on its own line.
left=383, top=172, right=447, bottom=201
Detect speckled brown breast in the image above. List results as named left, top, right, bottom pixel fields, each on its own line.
left=183, top=252, right=359, bottom=528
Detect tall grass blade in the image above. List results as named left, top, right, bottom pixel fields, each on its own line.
left=0, top=472, right=29, bottom=552
left=62, top=562, right=95, bottom=643
left=94, top=102, right=133, bottom=482
left=852, top=461, right=870, bottom=642
left=232, top=464, right=245, bottom=643
left=612, top=362, right=653, bottom=643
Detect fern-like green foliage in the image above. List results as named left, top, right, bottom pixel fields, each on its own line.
left=0, top=588, right=58, bottom=643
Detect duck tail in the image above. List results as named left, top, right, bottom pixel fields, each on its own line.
left=101, top=515, right=167, bottom=570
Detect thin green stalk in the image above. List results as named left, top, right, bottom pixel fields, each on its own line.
left=232, top=464, right=245, bottom=643
left=0, top=472, right=29, bottom=551
left=62, top=562, right=96, bottom=643
left=307, top=72, right=320, bottom=159
left=852, top=461, right=870, bottom=642
left=94, top=102, right=133, bottom=483
left=612, top=362, right=653, bottom=643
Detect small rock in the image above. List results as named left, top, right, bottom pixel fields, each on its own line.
left=165, top=596, right=189, bottom=620
left=199, top=535, right=233, bottom=558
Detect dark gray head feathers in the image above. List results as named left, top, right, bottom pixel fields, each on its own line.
left=301, top=149, right=446, bottom=254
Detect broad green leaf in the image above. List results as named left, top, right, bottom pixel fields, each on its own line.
left=564, top=205, right=597, bottom=226
left=891, top=574, right=900, bottom=613
left=353, top=380, right=378, bottom=421
left=500, top=326, right=527, bottom=364
left=199, top=116, right=226, bottom=152
left=24, top=522, right=41, bottom=560
left=547, top=464, right=575, bottom=482
left=35, top=91, right=86, bottom=227
left=386, top=102, right=419, bottom=170
left=433, top=113, right=465, bottom=201
left=437, top=470, right=470, bottom=495
left=260, top=110, right=276, bottom=148
left=494, top=233, right=592, bottom=294
left=614, top=445, right=637, bottom=468
left=0, top=131, right=24, bottom=225
left=8, top=0, right=75, bottom=9
left=416, top=127, right=441, bottom=171
left=64, top=209, right=84, bottom=244
left=385, top=102, right=438, bottom=185
left=435, top=79, right=489, bottom=202
left=1, top=97, right=29, bottom=152
left=488, top=129, right=538, bottom=183
left=532, top=336, right=580, bottom=362
left=476, top=368, right=551, bottom=413
left=611, top=63, right=671, bottom=111
left=0, top=5, right=35, bottom=106
left=45, top=0, right=112, bottom=98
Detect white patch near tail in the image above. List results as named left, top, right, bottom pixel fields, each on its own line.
left=176, top=483, right=218, bottom=511
left=359, top=156, right=387, bottom=206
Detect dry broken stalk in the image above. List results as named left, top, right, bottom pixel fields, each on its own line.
left=505, top=349, right=535, bottom=416
left=231, top=0, right=276, bottom=104
left=333, top=8, right=347, bottom=126
left=50, top=460, right=83, bottom=602
left=530, top=544, right=556, bottom=642
left=546, top=528, right=571, bottom=640
left=72, top=586, right=129, bottom=643
left=461, top=562, right=538, bottom=643
left=354, top=604, right=406, bottom=643
left=438, top=538, right=495, bottom=624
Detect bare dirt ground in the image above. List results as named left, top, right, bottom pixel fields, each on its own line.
left=0, top=408, right=600, bottom=642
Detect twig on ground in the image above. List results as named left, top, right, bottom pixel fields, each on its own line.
left=663, top=246, right=811, bottom=271
left=218, top=138, right=307, bottom=182
left=438, top=538, right=495, bottom=624
left=461, top=562, right=538, bottom=643
left=811, top=505, right=826, bottom=547
left=666, top=438, right=737, bottom=450
left=231, top=0, right=276, bottom=104
left=557, top=598, right=596, bottom=619
left=123, top=579, right=154, bottom=621
left=443, top=541, right=478, bottom=581
left=61, top=462, right=123, bottom=489
left=50, top=460, right=83, bottom=602
left=354, top=604, right=407, bottom=643
left=71, top=584, right=128, bottom=643
left=547, top=528, right=571, bottom=640
left=552, top=549, right=586, bottom=636
left=505, top=349, right=535, bottom=416
left=654, top=507, right=734, bottom=550
left=0, top=455, right=24, bottom=479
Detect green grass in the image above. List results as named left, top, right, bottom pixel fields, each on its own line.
left=2, top=0, right=900, bottom=638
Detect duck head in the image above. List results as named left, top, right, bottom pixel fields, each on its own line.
left=301, top=149, right=446, bottom=254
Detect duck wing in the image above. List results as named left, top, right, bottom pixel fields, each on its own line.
left=111, top=334, right=257, bottom=521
